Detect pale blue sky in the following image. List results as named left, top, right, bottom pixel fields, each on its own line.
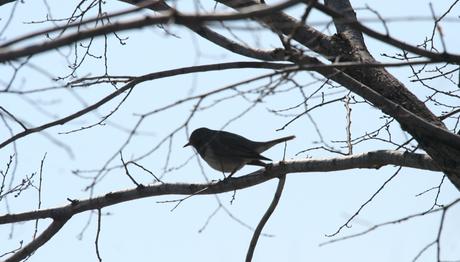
left=1, top=1, right=459, bottom=261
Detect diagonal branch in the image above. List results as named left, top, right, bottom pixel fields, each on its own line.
left=5, top=217, right=70, bottom=262
left=0, top=61, right=290, bottom=150
left=289, top=55, right=460, bottom=151
left=0, top=0, right=303, bottom=62
left=215, top=0, right=336, bottom=57
left=120, top=0, right=293, bottom=61
left=315, top=1, right=460, bottom=63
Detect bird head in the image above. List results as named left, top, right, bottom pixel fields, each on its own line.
left=183, top=127, right=211, bottom=149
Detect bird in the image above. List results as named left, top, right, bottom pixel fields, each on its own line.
left=184, top=127, right=295, bottom=178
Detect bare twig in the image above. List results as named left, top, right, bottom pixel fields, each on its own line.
left=95, top=209, right=103, bottom=262
left=246, top=175, right=286, bottom=262
left=326, top=167, right=403, bottom=237
left=33, top=153, right=47, bottom=240
left=320, top=198, right=460, bottom=247
left=157, top=186, right=209, bottom=212
left=0, top=0, right=304, bottom=62
left=129, top=161, right=163, bottom=184
left=0, top=106, right=27, bottom=130
left=120, top=152, right=140, bottom=187
left=344, top=94, right=353, bottom=155
left=277, top=96, right=345, bottom=131
left=0, top=61, right=290, bottom=150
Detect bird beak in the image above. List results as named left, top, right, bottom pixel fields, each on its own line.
left=183, top=142, right=191, bottom=148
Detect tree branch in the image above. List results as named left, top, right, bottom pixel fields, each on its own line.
left=120, top=0, right=295, bottom=61
left=0, top=0, right=303, bottom=62
left=287, top=54, right=460, bottom=188
left=0, top=61, right=290, bottom=150
left=0, top=150, right=439, bottom=225
left=4, top=218, right=70, bottom=262
left=246, top=175, right=286, bottom=262
left=314, top=1, right=460, bottom=63
left=215, top=0, right=336, bottom=57
left=0, top=150, right=440, bottom=261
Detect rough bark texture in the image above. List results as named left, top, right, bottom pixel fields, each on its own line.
left=324, top=0, right=460, bottom=190
left=211, top=0, right=460, bottom=190
left=216, top=0, right=460, bottom=190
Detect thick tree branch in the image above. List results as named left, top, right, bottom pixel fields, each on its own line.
left=0, top=150, right=439, bottom=225
left=308, top=0, right=460, bottom=190
left=0, top=0, right=15, bottom=6
left=0, top=150, right=440, bottom=261
left=284, top=55, right=460, bottom=153
left=323, top=0, right=364, bottom=42
left=316, top=1, right=460, bottom=63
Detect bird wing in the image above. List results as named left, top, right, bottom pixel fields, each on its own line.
left=211, top=131, right=271, bottom=161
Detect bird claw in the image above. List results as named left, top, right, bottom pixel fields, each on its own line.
left=221, top=176, right=234, bottom=183
left=264, top=163, right=274, bottom=170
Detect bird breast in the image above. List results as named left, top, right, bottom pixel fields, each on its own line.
left=202, top=148, right=245, bottom=172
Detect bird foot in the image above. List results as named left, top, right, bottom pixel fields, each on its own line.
left=264, top=163, right=274, bottom=170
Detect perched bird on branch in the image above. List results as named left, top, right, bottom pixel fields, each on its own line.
left=184, top=127, right=295, bottom=178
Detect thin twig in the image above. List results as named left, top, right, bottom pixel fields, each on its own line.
left=344, top=94, right=353, bottom=155
left=120, top=152, right=140, bottom=187
left=157, top=187, right=210, bottom=212
left=95, top=209, right=103, bottom=262
left=33, top=153, right=47, bottom=240
left=246, top=175, right=286, bottom=262
left=0, top=106, right=27, bottom=130
left=326, top=167, right=403, bottom=237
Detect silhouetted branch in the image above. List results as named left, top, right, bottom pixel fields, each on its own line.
left=313, top=1, right=460, bottom=63
left=0, top=61, right=290, bottom=150
left=0, top=0, right=303, bottom=62
left=0, top=150, right=438, bottom=225
left=246, top=175, right=286, bottom=262
left=5, top=217, right=70, bottom=262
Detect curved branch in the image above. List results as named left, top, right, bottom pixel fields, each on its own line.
left=216, top=0, right=336, bottom=57
left=0, top=1, right=161, bottom=48
left=0, top=0, right=303, bottom=62
left=0, top=61, right=290, bottom=150
left=246, top=175, right=286, bottom=262
left=5, top=218, right=70, bottom=262
left=0, top=150, right=439, bottom=225
left=122, top=0, right=287, bottom=61
left=320, top=197, right=460, bottom=247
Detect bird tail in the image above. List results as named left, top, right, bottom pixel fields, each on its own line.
left=257, top=135, right=295, bottom=152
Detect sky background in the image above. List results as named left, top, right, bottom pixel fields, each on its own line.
left=1, top=0, right=459, bottom=261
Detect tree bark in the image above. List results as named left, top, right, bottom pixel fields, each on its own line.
left=323, top=0, right=460, bottom=190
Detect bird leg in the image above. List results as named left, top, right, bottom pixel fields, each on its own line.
left=225, top=168, right=239, bottom=179
left=220, top=170, right=227, bottom=180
